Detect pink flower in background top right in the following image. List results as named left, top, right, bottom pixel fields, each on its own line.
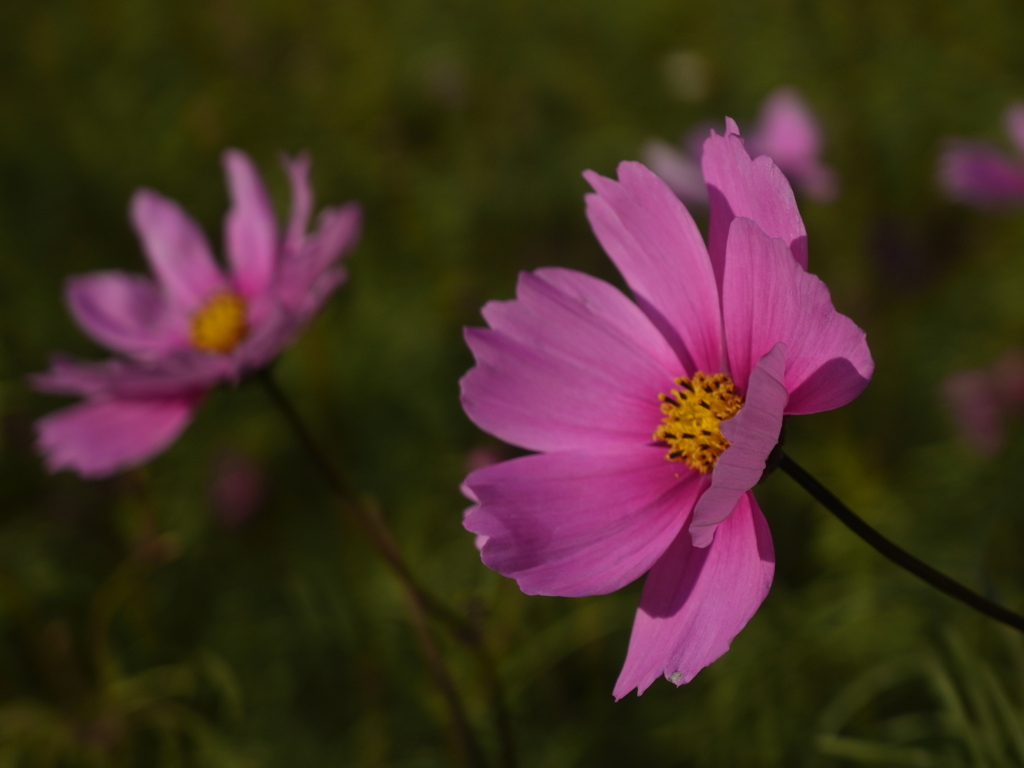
left=644, top=87, right=838, bottom=205
left=939, top=103, right=1024, bottom=207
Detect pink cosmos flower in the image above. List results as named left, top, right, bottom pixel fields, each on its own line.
left=461, top=120, right=873, bottom=697
left=32, top=150, right=360, bottom=478
left=643, top=87, right=838, bottom=205
left=939, top=103, right=1024, bottom=207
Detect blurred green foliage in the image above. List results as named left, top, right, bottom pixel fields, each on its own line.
left=4, top=0, right=1024, bottom=765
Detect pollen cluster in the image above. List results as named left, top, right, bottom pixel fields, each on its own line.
left=190, top=290, right=248, bottom=354
left=653, top=372, right=744, bottom=473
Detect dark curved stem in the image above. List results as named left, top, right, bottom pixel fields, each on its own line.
left=258, top=369, right=515, bottom=767
left=257, top=370, right=485, bottom=766
left=779, top=453, right=1024, bottom=632
left=257, top=370, right=477, bottom=641
left=401, top=577, right=485, bottom=768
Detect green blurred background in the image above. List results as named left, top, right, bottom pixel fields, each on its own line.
left=4, top=0, right=1024, bottom=765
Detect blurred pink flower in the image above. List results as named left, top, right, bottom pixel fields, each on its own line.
left=641, top=133, right=710, bottom=205
left=32, top=150, right=361, bottom=477
left=464, top=445, right=506, bottom=474
left=943, top=348, right=1024, bottom=456
left=461, top=120, right=872, bottom=697
left=210, top=451, right=267, bottom=529
left=939, top=104, right=1024, bottom=207
left=643, top=87, right=838, bottom=205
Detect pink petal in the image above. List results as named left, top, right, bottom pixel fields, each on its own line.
left=461, top=335, right=658, bottom=453
left=65, top=271, right=187, bottom=359
left=304, top=266, right=347, bottom=315
left=31, top=354, right=230, bottom=399
left=701, top=122, right=808, bottom=283
left=461, top=269, right=681, bottom=453
left=689, top=344, right=787, bottom=548
left=278, top=204, right=360, bottom=312
left=239, top=263, right=346, bottom=372
left=613, top=492, right=774, bottom=698
left=722, top=217, right=872, bottom=412
left=583, top=161, right=722, bottom=374
left=309, top=204, right=361, bottom=273
left=463, top=448, right=704, bottom=597
left=483, top=268, right=681, bottom=380
left=223, top=149, right=278, bottom=298
left=460, top=483, right=490, bottom=551
left=938, top=141, right=1024, bottom=207
left=1005, top=103, right=1024, bottom=156
left=282, top=152, right=314, bottom=260
left=130, top=189, right=227, bottom=312
left=235, top=303, right=304, bottom=371
left=640, top=139, right=708, bottom=205
left=35, top=396, right=201, bottom=478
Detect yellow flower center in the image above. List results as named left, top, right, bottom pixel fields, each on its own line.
left=653, top=371, right=744, bottom=473
left=190, top=291, right=248, bottom=354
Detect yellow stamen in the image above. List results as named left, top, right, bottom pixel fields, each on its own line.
left=654, top=372, right=744, bottom=473
left=190, top=291, right=248, bottom=353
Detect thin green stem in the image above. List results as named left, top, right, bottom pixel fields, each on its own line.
left=257, top=369, right=505, bottom=767
left=401, top=579, right=486, bottom=767
left=258, top=371, right=475, bottom=636
left=780, top=453, right=1024, bottom=633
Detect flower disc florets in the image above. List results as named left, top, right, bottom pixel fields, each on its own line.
left=190, top=290, right=248, bottom=353
left=654, top=372, right=743, bottom=473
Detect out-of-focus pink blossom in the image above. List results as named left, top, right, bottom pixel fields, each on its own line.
left=32, top=151, right=361, bottom=478
left=461, top=120, right=872, bottom=697
left=943, top=348, right=1024, bottom=456
left=746, top=88, right=838, bottom=202
left=210, top=451, right=267, bottom=529
left=464, top=445, right=506, bottom=474
left=939, top=104, right=1024, bottom=207
left=643, top=87, right=838, bottom=205
left=640, top=137, right=709, bottom=205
